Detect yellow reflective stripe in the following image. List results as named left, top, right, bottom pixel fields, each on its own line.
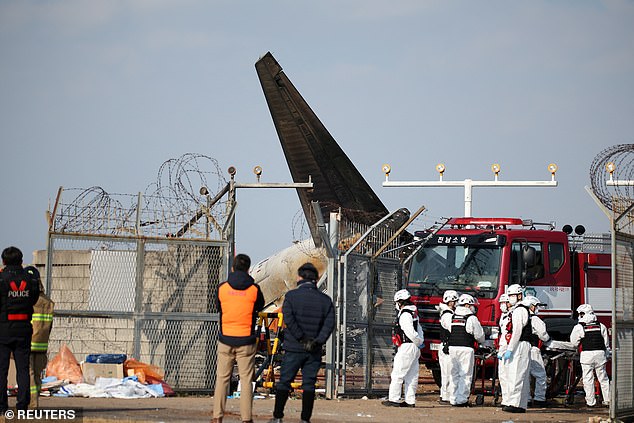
left=31, top=314, right=53, bottom=321
left=30, top=385, right=39, bottom=394
left=31, top=342, right=48, bottom=351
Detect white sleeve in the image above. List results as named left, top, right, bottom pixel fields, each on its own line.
left=531, top=316, right=550, bottom=342
left=400, top=312, right=424, bottom=347
left=440, top=312, right=452, bottom=331
left=467, top=315, right=486, bottom=344
left=507, top=307, right=529, bottom=353
left=570, top=324, right=584, bottom=347
left=601, top=324, right=610, bottom=349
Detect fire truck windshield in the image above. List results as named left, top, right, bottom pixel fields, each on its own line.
left=407, top=234, right=505, bottom=299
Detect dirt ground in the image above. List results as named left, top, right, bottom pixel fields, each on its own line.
left=2, top=382, right=610, bottom=423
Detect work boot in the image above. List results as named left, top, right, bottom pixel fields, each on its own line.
left=381, top=400, right=404, bottom=407
left=502, top=405, right=526, bottom=413
left=267, top=419, right=283, bottom=423
left=452, top=402, right=470, bottom=407
left=531, top=400, right=548, bottom=408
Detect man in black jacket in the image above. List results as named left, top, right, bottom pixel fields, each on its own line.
left=268, top=263, right=334, bottom=423
left=0, top=246, right=40, bottom=412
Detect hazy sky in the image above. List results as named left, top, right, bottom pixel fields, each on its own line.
left=1, top=1, right=632, bottom=264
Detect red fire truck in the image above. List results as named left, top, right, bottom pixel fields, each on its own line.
left=406, top=217, right=611, bottom=385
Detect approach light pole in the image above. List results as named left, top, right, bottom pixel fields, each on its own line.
left=200, top=165, right=314, bottom=270
left=381, top=162, right=558, bottom=217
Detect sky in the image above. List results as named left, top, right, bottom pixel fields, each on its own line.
left=1, top=0, right=633, bottom=265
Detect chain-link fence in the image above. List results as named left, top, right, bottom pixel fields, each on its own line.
left=41, top=234, right=227, bottom=392
left=40, top=185, right=230, bottom=392
left=614, top=211, right=634, bottom=420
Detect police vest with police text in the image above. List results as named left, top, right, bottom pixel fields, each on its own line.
left=580, top=322, right=606, bottom=351
left=0, top=266, right=40, bottom=337
left=448, top=314, right=476, bottom=348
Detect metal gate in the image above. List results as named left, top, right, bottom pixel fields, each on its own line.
left=338, top=254, right=400, bottom=394
left=329, top=209, right=409, bottom=396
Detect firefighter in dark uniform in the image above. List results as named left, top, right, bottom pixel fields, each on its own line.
left=570, top=304, right=610, bottom=408
left=0, top=246, right=41, bottom=412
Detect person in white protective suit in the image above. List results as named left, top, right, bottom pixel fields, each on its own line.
left=383, top=289, right=425, bottom=408
left=447, top=293, right=485, bottom=407
left=496, top=293, right=511, bottom=408
left=499, top=284, right=531, bottom=413
left=437, top=290, right=460, bottom=404
left=570, top=304, right=610, bottom=408
left=522, top=295, right=551, bottom=408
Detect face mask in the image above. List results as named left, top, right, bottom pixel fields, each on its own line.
left=533, top=307, right=539, bottom=315
left=470, top=306, right=477, bottom=314
left=500, top=303, right=508, bottom=313
left=508, top=295, right=518, bottom=306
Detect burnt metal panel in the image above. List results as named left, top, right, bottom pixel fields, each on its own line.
left=255, top=52, right=389, bottom=243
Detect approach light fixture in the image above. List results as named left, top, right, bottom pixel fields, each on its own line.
left=382, top=164, right=391, bottom=176
left=548, top=163, right=558, bottom=176
left=606, top=162, right=616, bottom=175
left=436, top=163, right=446, bottom=175
left=491, top=163, right=501, bottom=176
left=228, top=166, right=237, bottom=177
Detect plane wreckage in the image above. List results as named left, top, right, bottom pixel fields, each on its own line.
left=251, top=52, right=414, bottom=308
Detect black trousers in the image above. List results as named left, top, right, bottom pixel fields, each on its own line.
left=0, top=336, right=31, bottom=411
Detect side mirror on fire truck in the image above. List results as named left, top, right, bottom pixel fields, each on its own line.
left=522, top=245, right=537, bottom=268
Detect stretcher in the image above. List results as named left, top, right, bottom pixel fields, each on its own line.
left=543, top=340, right=581, bottom=405
left=470, top=346, right=498, bottom=406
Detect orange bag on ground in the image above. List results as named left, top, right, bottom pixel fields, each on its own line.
left=46, top=343, right=83, bottom=384
left=123, top=358, right=165, bottom=381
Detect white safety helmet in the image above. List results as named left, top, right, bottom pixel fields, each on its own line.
left=523, top=295, right=541, bottom=307
left=394, top=289, right=411, bottom=302
left=507, top=284, right=524, bottom=296
left=576, top=304, right=594, bottom=314
left=506, top=284, right=524, bottom=306
left=499, top=293, right=510, bottom=313
left=457, top=293, right=478, bottom=306
left=576, top=304, right=596, bottom=323
left=442, top=290, right=460, bottom=303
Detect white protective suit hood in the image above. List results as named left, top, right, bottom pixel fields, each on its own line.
left=454, top=305, right=474, bottom=317
left=579, top=311, right=598, bottom=325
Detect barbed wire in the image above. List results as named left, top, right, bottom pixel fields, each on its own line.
left=53, top=154, right=229, bottom=239
left=590, top=144, right=634, bottom=213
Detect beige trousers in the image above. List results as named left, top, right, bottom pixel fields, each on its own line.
left=29, top=352, right=48, bottom=408
left=212, top=341, right=256, bottom=421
